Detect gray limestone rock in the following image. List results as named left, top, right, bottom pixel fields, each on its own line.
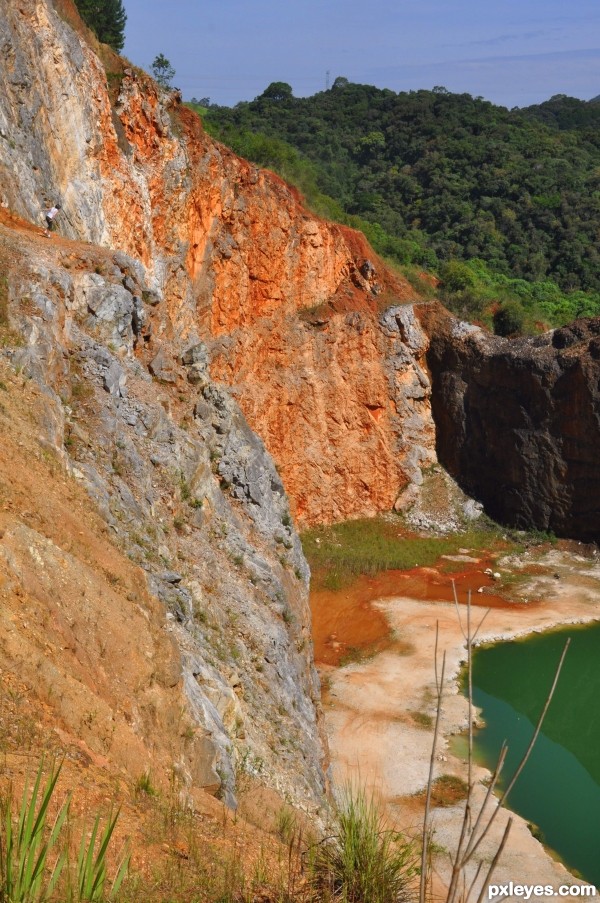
left=380, top=304, right=428, bottom=354
left=132, top=297, right=145, bottom=336
left=181, top=343, right=208, bottom=367
left=193, top=399, right=211, bottom=420
left=182, top=343, right=210, bottom=386
left=85, top=282, right=136, bottom=353
left=160, top=570, right=183, bottom=584
left=149, top=348, right=177, bottom=383
left=103, top=360, right=127, bottom=397
left=0, top=241, right=322, bottom=810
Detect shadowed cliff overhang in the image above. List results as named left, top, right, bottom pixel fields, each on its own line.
left=418, top=304, right=600, bottom=541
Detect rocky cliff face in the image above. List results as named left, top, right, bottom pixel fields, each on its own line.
left=0, top=0, right=436, bottom=528
left=0, top=0, right=441, bottom=812
left=420, top=306, right=600, bottom=542
left=210, top=302, right=436, bottom=524
left=2, top=0, right=600, bottom=837
left=0, top=213, right=328, bottom=811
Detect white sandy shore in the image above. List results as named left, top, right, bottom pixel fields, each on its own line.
left=323, top=548, right=600, bottom=899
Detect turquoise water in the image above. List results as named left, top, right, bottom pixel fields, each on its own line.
left=470, top=621, right=600, bottom=886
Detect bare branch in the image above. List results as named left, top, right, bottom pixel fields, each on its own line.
left=474, top=818, right=513, bottom=903
left=464, top=637, right=570, bottom=864
left=466, top=860, right=484, bottom=902
left=453, top=580, right=467, bottom=642
left=434, top=620, right=441, bottom=695
left=420, top=637, right=446, bottom=903
left=463, top=743, right=508, bottom=861
left=471, top=607, right=491, bottom=643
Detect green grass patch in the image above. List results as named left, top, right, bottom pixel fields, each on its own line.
left=302, top=516, right=509, bottom=591
left=410, top=711, right=434, bottom=730
left=429, top=774, right=469, bottom=807
left=133, top=771, right=157, bottom=798
left=338, top=644, right=380, bottom=668
left=413, top=773, right=469, bottom=809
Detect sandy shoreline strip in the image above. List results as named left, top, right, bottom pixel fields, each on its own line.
left=322, top=548, right=600, bottom=898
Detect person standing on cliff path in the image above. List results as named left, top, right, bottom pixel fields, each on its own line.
left=44, top=203, right=61, bottom=237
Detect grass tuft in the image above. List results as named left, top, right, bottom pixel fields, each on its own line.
left=309, top=783, right=418, bottom=903
left=0, top=758, right=69, bottom=903
left=410, top=711, right=434, bottom=730
left=0, top=758, right=129, bottom=903
left=133, top=771, right=156, bottom=798
left=414, top=773, right=469, bottom=810
left=75, top=809, right=130, bottom=902
left=275, top=805, right=298, bottom=845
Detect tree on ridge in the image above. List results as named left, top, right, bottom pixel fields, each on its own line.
left=74, top=0, right=127, bottom=53
left=151, top=54, right=176, bottom=89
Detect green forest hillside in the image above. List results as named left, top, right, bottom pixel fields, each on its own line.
left=193, top=84, right=600, bottom=333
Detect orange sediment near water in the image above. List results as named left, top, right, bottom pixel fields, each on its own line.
left=310, top=555, right=538, bottom=666
left=310, top=584, right=391, bottom=667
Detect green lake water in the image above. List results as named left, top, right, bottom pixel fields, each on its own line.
left=469, top=621, right=600, bottom=887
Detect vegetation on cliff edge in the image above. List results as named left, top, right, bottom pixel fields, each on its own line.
left=73, top=0, right=127, bottom=52
left=193, top=85, right=600, bottom=332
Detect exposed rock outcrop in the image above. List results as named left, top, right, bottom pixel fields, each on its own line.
left=0, top=221, right=327, bottom=812
left=0, top=0, right=436, bottom=529
left=0, top=0, right=440, bottom=812
left=420, top=305, right=600, bottom=541
left=210, top=303, right=436, bottom=525
left=15, top=0, right=600, bottom=830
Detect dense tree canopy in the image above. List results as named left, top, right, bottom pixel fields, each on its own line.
left=195, top=84, right=600, bottom=331
left=74, top=0, right=126, bottom=52
left=203, top=85, right=600, bottom=291
left=259, top=82, right=293, bottom=103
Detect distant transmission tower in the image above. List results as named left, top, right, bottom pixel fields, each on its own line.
left=326, top=70, right=330, bottom=90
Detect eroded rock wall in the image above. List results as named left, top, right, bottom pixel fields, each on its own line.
left=210, top=304, right=436, bottom=524
left=0, top=221, right=327, bottom=812
left=0, top=0, right=436, bottom=527
left=0, top=0, right=438, bottom=814
left=420, top=306, right=600, bottom=541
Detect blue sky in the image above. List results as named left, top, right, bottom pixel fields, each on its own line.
left=123, top=0, right=600, bottom=108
